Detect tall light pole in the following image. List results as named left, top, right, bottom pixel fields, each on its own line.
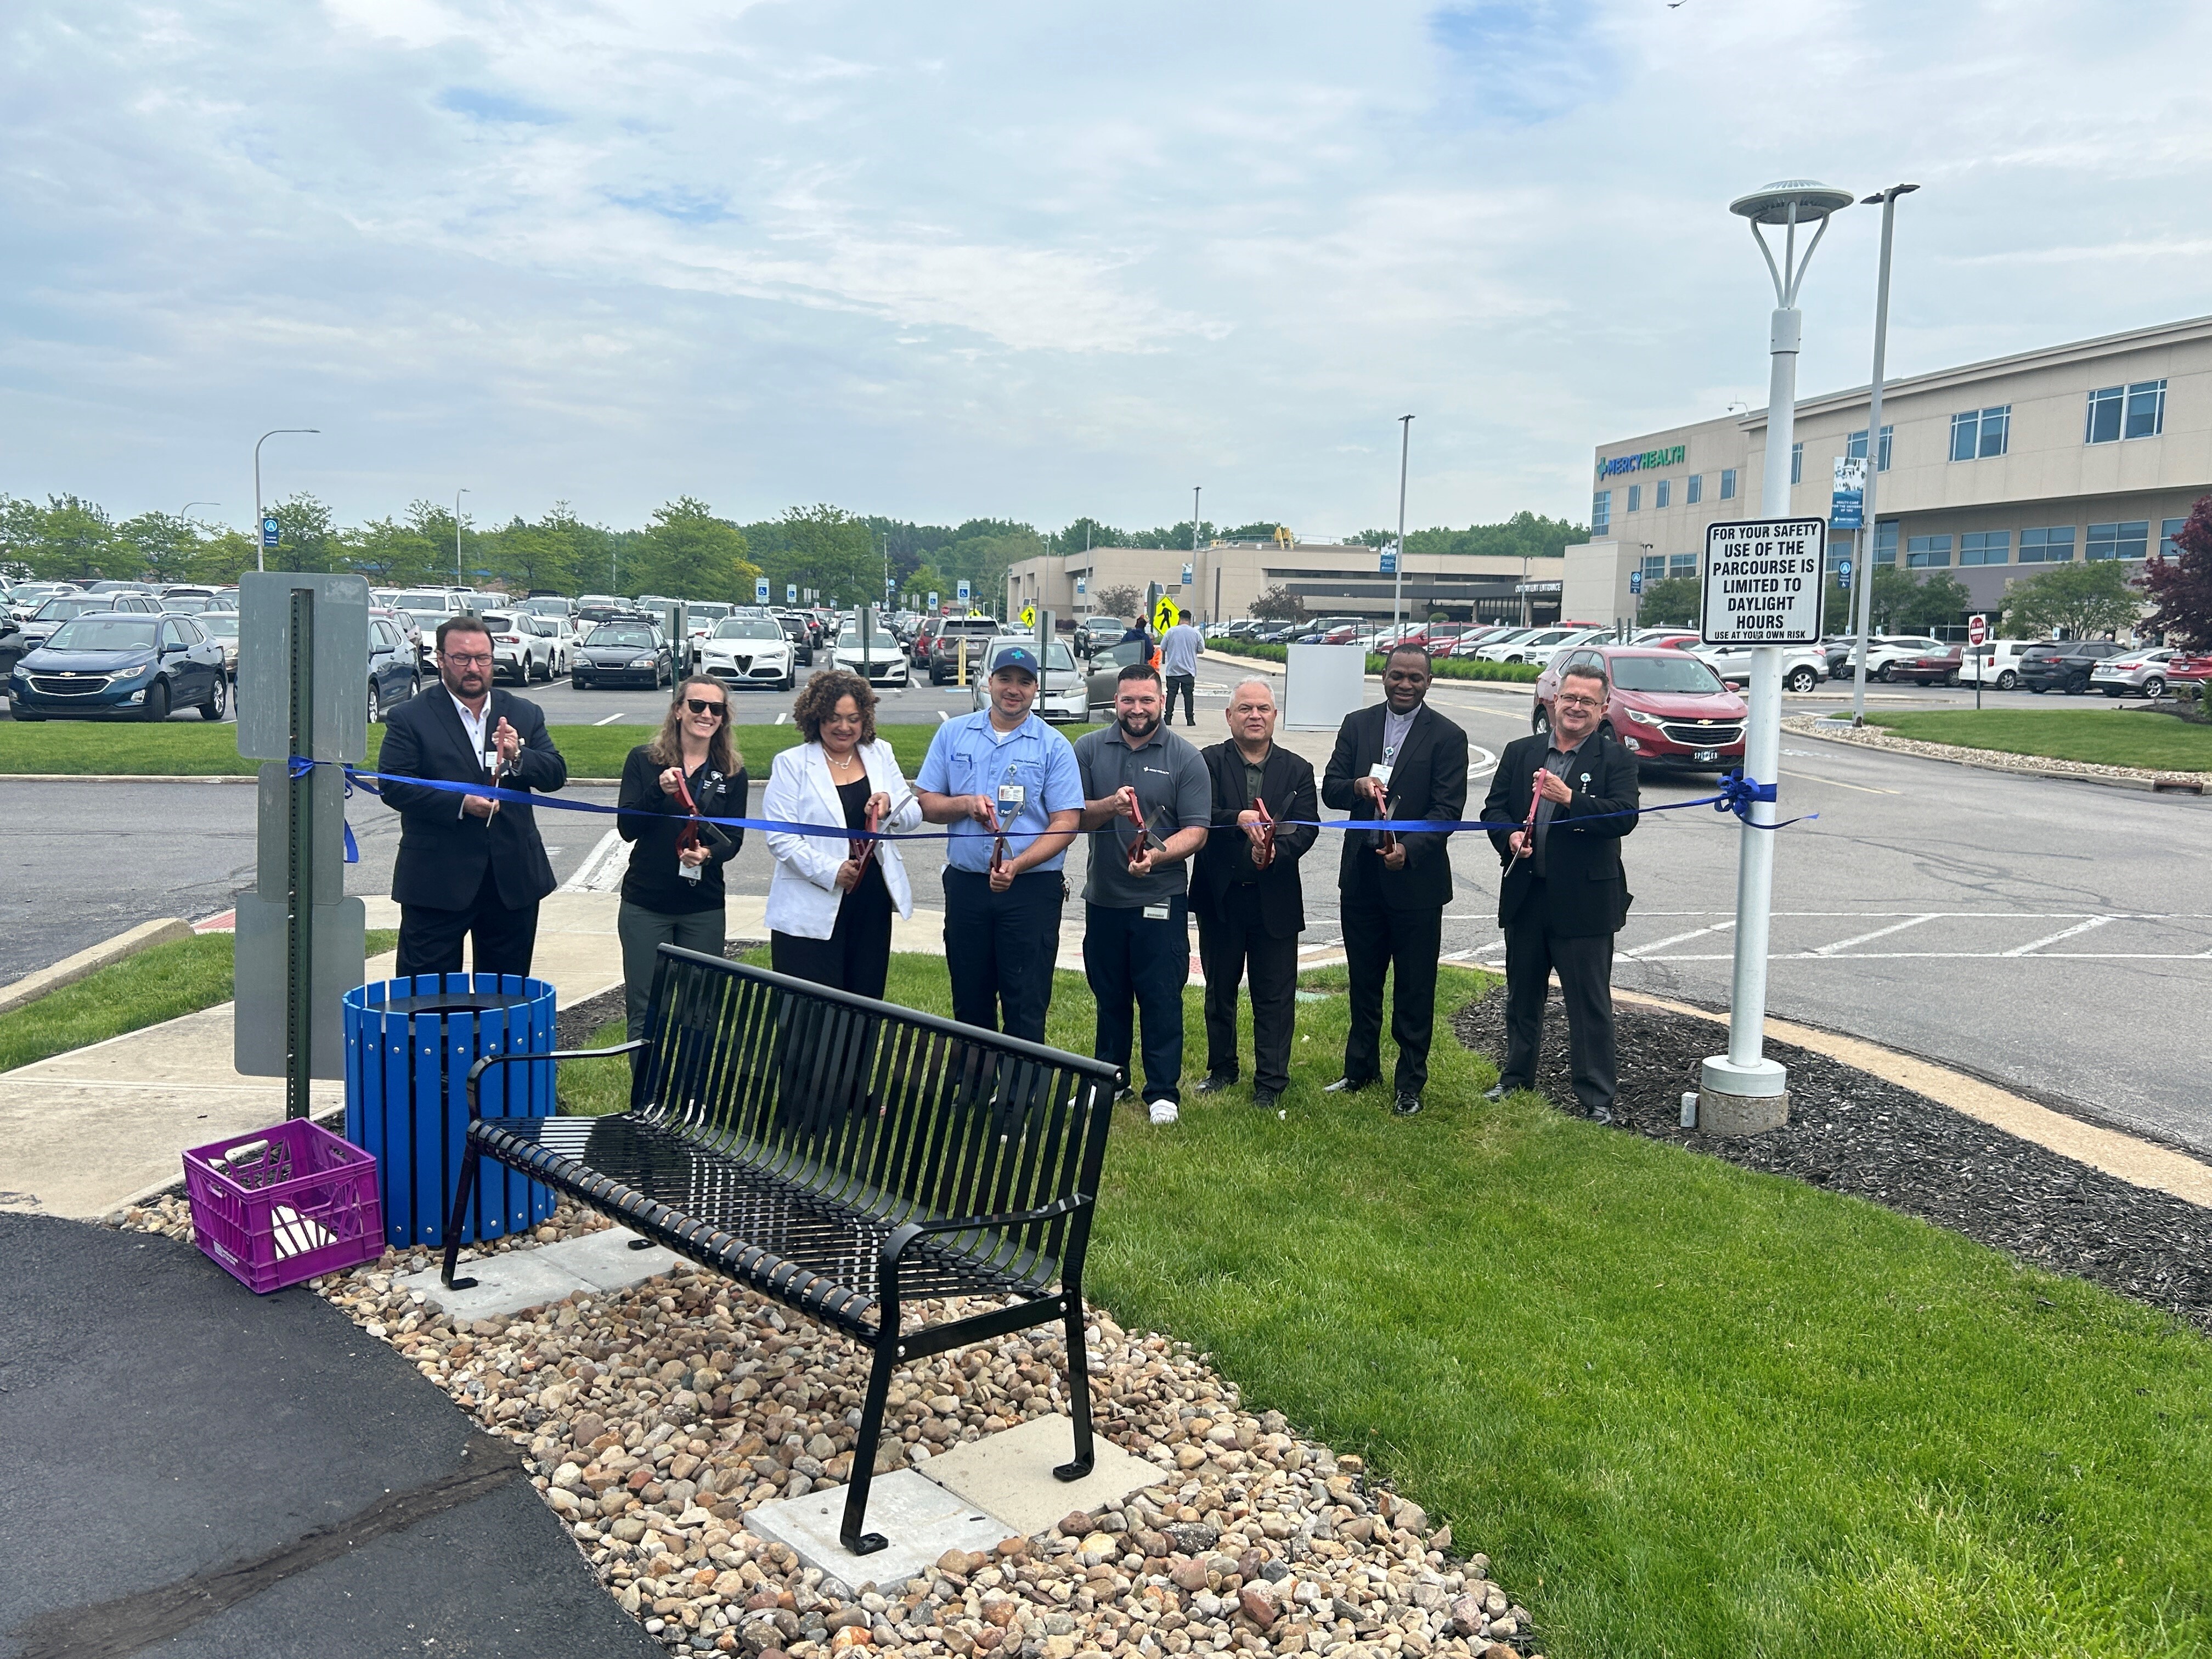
left=183, top=500, right=220, bottom=520
left=253, top=428, right=319, bottom=572
left=1703, top=178, right=1854, bottom=1128
left=1393, top=415, right=1413, bottom=633
left=1851, top=183, right=1919, bottom=725
left=454, top=487, right=471, bottom=586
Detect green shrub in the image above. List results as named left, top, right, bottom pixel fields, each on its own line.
left=1209, top=636, right=1540, bottom=683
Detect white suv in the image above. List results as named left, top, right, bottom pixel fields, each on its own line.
left=1690, top=641, right=1829, bottom=693
left=1476, top=625, right=1612, bottom=665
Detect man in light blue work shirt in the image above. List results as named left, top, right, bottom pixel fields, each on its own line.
left=1160, top=616, right=1205, bottom=728
left=916, top=645, right=1084, bottom=1040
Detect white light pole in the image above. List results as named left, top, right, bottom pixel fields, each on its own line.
left=253, top=429, right=319, bottom=572
left=1851, top=184, right=1918, bottom=725
left=1703, top=178, right=1854, bottom=1126
left=1393, top=414, right=1412, bottom=634
left=454, top=487, right=471, bottom=586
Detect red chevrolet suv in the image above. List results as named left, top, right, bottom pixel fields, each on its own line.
left=1533, top=645, right=1748, bottom=769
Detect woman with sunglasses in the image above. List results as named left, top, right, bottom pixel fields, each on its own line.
left=614, top=676, right=749, bottom=1037
left=762, top=670, right=922, bottom=998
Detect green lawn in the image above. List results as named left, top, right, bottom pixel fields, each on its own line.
left=559, top=951, right=2212, bottom=1657
left=0, top=928, right=398, bottom=1072
left=1870, top=710, right=2212, bottom=771
left=0, top=721, right=1074, bottom=779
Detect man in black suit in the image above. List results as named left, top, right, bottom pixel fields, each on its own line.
left=1321, top=644, right=1470, bottom=1115
left=1480, top=662, right=1638, bottom=1122
left=376, top=614, right=568, bottom=979
left=1192, top=678, right=1319, bottom=1110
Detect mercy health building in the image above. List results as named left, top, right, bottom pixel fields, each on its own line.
left=1562, top=314, right=2212, bottom=629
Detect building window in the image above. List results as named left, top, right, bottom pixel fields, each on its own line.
left=2086, top=521, right=2149, bottom=562
left=2085, top=380, right=2166, bottom=444
left=1640, top=554, right=1667, bottom=584
left=1873, top=520, right=1899, bottom=565
left=2018, top=526, right=2075, bottom=563
left=1959, top=531, right=2010, bottom=566
left=1950, top=405, right=2010, bottom=460
left=1592, top=490, right=1610, bottom=534
left=2161, top=518, right=2188, bottom=560
left=1655, top=479, right=1671, bottom=509
left=1847, top=426, right=1894, bottom=471
left=1720, top=468, right=1737, bottom=500
left=1627, top=484, right=1641, bottom=512
left=1791, top=442, right=1803, bottom=485
left=1669, top=552, right=1696, bottom=579
left=1905, top=534, right=1953, bottom=568
left=1685, top=473, right=1702, bottom=505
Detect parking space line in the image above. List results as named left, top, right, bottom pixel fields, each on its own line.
left=1624, top=919, right=1736, bottom=957
left=592, top=712, right=625, bottom=726
left=2004, top=915, right=2115, bottom=957
left=1813, top=914, right=1942, bottom=954
left=1779, top=768, right=1899, bottom=795
left=560, top=829, right=630, bottom=894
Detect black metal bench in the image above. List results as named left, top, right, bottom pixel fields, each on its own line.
left=439, top=945, right=1120, bottom=1556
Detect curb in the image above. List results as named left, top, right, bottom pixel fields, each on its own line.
left=1786, top=716, right=2211, bottom=795
left=0, top=918, right=198, bottom=1017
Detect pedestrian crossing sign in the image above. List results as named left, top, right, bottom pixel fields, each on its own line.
left=1153, top=595, right=1180, bottom=633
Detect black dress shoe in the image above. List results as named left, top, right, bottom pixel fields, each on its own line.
left=1392, top=1091, right=1424, bottom=1116
left=1252, top=1087, right=1282, bottom=1111
left=1483, top=1083, right=1506, bottom=1102
left=1324, top=1075, right=1376, bottom=1094
left=1194, top=1073, right=1237, bottom=1094
left=1590, top=1107, right=1614, bottom=1125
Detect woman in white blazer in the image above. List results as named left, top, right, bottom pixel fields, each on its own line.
left=762, top=670, right=923, bottom=998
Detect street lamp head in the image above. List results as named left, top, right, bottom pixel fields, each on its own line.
left=1730, top=179, right=1855, bottom=224
left=1859, top=183, right=1922, bottom=206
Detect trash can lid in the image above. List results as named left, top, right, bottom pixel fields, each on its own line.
left=378, top=990, right=544, bottom=1017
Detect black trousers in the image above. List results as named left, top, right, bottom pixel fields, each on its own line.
left=1084, top=897, right=1190, bottom=1103
left=1339, top=887, right=1443, bottom=1095
left=771, top=867, right=894, bottom=1001
left=941, top=867, right=1064, bottom=1043
left=1500, top=909, right=1618, bottom=1116
left=1165, top=673, right=1196, bottom=726
left=1197, top=886, right=1298, bottom=1093
left=397, top=863, right=539, bottom=980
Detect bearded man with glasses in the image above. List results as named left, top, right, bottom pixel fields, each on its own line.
left=376, top=613, right=569, bottom=979
left=1480, top=664, right=1639, bottom=1123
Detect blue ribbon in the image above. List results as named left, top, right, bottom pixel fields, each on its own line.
left=297, top=758, right=1815, bottom=843
left=285, top=754, right=359, bottom=861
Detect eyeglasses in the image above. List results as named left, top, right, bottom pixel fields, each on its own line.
left=442, top=651, right=492, bottom=667
left=1556, top=693, right=1605, bottom=709
left=684, top=698, right=727, bottom=718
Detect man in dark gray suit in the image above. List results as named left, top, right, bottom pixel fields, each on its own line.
left=376, top=614, right=568, bottom=978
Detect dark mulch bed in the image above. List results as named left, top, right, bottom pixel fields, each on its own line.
left=551, top=939, right=768, bottom=1049
left=1452, top=988, right=2212, bottom=1336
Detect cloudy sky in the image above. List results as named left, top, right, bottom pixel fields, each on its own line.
left=6, top=1, right=2209, bottom=540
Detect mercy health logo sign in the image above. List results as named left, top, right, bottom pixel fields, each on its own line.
left=1700, top=517, right=1826, bottom=646
left=1596, top=443, right=1685, bottom=478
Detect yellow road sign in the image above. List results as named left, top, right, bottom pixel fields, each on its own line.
left=1019, top=603, right=1036, bottom=627
left=1152, top=595, right=1180, bottom=633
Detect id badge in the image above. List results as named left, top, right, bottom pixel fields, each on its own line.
left=998, top=782, right=1026, bottom=811
left=679, top=862, right=702, bottom=882
left=1369, top=763, right=1393, bottom=787
left=1142, top=902, right=1170, bottom=921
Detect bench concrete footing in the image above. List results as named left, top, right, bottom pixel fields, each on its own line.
left=394, top=1226, right=684, bottom=1319
left=746, top=1471, right=1019, bottom=1592
left=922, top=1413, right=1160, bottom=1537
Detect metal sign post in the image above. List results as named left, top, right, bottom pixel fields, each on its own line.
left=1969, top=612, right=1989, bottom=710
left=284, top=586, right=317, bottom=1121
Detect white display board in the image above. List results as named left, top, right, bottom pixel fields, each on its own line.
left=1700, top=517, right=1827, bottom=645
left=1282, top=643, right=1365, bottom=733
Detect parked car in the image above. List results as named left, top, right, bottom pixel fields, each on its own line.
left=1957, top=639, right=2038, bottom=690
left=1844, top=635, right=1945, bottom=681
left=1086, top=637, right=1154, bottom=719
left=479, top=610, right=557, bottom=684
left=832, top=617, right=910, bottom=689
left=1689, top=640, right=1829, bottom=693
left=2091, top=648, right=2178, bottom=698
left=1075, top=615, right=1127, bottom=657
left=2164, top=653, right=2212, bottom=689
left=1294, top=623, right=1363, bottom=646
left=770, top=612, right=814, bottom=664
left=1890, top=644, right=1964, bottom=687
left=9, top=581, right=83, bottom=620
left=2018, top=640, right=2126, bottom=695
left=198, top=610, right=240, bottom=679
left=522, top=613, right=573, bottom=676
left=0, top=612, right=26, bottom=679
left=1255, top=623, right=1303, bottom=644
left=926, top=616, right=1002, bottom=684
left=571, top=619, right=674, bottom=690
left=390, top=588, right=470, bottom=653
left=970, top=635, right=1084, bottom=721
left=18, top=593, right=161, bottom=654
left=7, top=611, right=229, bottom=721
left=700, top=617, right=797, bottom=691
left=1533, top=645, right=1747, bottom=769
left=366, top=616, right=422, bottom=723
left=1476, top=624, right=1612, bottom=665
left=1448, top=625, right=1523, bottom=658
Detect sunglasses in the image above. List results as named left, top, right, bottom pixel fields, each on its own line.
left=684, top=698, right=728, bottom=719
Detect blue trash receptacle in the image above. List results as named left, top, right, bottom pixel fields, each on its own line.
left=342, top=972, right=557, bottom=1250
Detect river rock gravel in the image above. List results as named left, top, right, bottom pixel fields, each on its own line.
left=110, top=1195, right=1542, bottom=1659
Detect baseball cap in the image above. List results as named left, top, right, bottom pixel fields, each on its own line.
left=989, top=645, right=1040, bottom=678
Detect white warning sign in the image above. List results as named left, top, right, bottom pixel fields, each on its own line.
left=1699, top=517, right=1826, bottom=646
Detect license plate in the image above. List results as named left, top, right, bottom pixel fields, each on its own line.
left=1694, top=748, right=1719, bottom=763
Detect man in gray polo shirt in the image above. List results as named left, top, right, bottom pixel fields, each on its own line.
left=1074, top=660, right=1213, bottom=1124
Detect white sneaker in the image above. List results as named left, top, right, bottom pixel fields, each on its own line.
left=1147, top=1098, right=1180, bottom=1126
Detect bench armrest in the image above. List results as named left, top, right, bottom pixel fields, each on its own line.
left=464, top=1040, right=650, bottom=1120
left=882, top=1194, right=1092, bottom=1267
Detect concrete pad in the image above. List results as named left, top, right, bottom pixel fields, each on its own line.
left=392, top=1224, right=684, bottom=1320
left=919, top=1413, right=1159, bottom=1538
left=745, top=1470, right=1019, bottom=1591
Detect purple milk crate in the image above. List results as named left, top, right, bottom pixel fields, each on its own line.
left=183, top=1119, right=386, bottom=1294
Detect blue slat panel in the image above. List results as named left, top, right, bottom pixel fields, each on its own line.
left=481, top=1003, right=512, bottom=1238
left=383, top=1002, right=411, bottom=1249
left=445, top=1008, right=475, bottom=1245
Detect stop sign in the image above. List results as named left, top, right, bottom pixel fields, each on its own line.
left=1968, top=614, right=1988, bottom=647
